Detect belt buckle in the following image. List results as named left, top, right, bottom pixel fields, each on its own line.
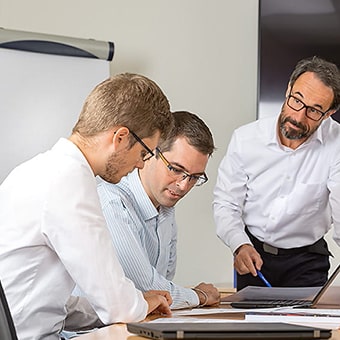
left=263, top=243, right=278, bottom=255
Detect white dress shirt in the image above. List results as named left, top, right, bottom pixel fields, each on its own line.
left=97, top=170, right=199, bottom=309
left=0, top=138, right=147, bottom=340
left=213, top=115, right=340, bottom=254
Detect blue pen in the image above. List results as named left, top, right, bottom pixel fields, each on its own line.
left=256, top=270, right=272, bottom=287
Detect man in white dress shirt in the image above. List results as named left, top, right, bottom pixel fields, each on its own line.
left=213, top=56, right=340, bottom=290
left=96, top=111, right=220, bottom=309
left=0, top=73, right=174, bottom=340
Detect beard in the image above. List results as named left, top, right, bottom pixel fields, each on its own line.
left=101, top=149, right=128, bottom=184
left=278, top=107, right=319, bottom=141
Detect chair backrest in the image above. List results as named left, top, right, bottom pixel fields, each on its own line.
left=0, top=280, right=18, bottom=340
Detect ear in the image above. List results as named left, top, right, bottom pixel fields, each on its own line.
left=111, top=126, right=130, bottom=150
left=324, top=109, right=337, bottom=119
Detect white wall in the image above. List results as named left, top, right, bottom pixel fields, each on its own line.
left=0, top=0, right=261, bottom=288
left=1, top=0, right=339, bottom=288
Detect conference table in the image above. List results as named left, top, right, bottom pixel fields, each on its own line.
left=77, top=285, right=340, bottom=340
left=77, top=320, right=340, bottom=340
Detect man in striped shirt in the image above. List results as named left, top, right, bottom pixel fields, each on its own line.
left=97, top=111, right=220, bottom=309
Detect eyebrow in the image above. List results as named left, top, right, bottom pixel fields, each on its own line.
left=293, top=90, right=324, bottom=110
left=169, top=161, right=206, bottom=176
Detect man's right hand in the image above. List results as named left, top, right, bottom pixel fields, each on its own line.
left=234, top=244, right=263, bottom=276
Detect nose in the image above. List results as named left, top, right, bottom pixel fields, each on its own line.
left=176, top=177, right=191, bottom=190
left=291, top=106, right=308, bottom=122
left=300, top=106, right=309, bottom=120
left=136, top=158, right=145, bottom=170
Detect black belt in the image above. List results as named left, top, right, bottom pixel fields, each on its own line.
left=245, top=227, right=332, bottom=256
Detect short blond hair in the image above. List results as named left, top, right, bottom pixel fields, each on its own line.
left=72, top=73, right=173, bottom=140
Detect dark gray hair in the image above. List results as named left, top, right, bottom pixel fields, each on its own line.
left=289, top=56, right=340, bottom=111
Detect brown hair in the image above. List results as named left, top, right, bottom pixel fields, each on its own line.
left=72, top=73, right=173, bottom=141
left=158, top=111, right=215, bottom=156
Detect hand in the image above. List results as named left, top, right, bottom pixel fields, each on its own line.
left=193, top=282, right=220, bottom=306
left=234, top=244, right=263, bottom=276
left=143, top=290, right=172, bottom=305
left=143, top=290, right=172, bottom=316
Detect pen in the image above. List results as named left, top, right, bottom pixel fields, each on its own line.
left=256, top=270, right=272, bottom=287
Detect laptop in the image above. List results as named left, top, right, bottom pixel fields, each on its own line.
left=222, top=264, right=340, bottom=309
left=127, top=322, right=331, bottom=339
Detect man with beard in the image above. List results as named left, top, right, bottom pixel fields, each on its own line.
left=94, top=111, right=220, bottom=309
left=213, top=56, right=340, bottom=290
left=0, top=73, right=174, bottom=340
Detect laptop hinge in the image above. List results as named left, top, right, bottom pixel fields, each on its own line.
left=313, top=330, right=321, bottom=338
left=176, top=330, right=184, bottom=339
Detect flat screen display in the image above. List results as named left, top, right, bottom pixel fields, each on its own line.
left=258, top=0, right=340, bottom=122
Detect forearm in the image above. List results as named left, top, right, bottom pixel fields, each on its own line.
left=122, top=258, right=199, bottom=309
left=213, top=147, right=250, bottom=253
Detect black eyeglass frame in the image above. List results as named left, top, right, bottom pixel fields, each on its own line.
left=286, top=91, right=331, bottom=122
left=155, top=147, right=208, bottom=187
left=130, top=130, right=155, bottom=161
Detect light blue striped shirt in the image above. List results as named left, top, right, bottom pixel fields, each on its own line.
left=97, top=169, right=199, bottom=309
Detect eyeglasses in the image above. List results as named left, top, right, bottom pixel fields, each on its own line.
left=286, top=92, right=330, bottom=121
left=156, top=147, right=208, bottom=186
left=130, top=130, right=155, bottom=161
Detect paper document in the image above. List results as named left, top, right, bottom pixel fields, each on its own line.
left=246, top=314, right=340, bottom=330
left=150, top=307, right=340, bottom=329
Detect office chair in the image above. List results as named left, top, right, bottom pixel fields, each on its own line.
left=0, top=280, right=18, bottom=340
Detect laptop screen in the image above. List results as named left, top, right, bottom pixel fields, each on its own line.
left=221, top=264, right=340, bottom=309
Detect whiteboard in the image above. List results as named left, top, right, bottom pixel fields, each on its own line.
left=0, top=48, right=110, bottom=183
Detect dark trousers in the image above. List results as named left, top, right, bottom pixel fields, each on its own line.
left=236, top=228, right=331, bottom=291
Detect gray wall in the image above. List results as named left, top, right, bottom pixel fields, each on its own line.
left=0, top=0, right=285, bottom=287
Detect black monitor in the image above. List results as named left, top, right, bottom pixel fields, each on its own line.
left=258, top=0, right=340, bottom=122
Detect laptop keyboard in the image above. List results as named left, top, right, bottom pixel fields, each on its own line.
left=231, top=299, right=312, bottom=308
left=264, top=299, right=311, bottom=307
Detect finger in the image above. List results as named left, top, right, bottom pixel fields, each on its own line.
left=234, top=251, right=257, bottom=275
left=144, top=290, right=172, bottom=305
left=145, top=295, right=171, bottom=316
left=253, top=256, right=264, bottom=271
left=234, top=254, right=251, bottom=274
left=152, top=296, right=172, bottom=316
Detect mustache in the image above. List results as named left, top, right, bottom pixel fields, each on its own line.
left=283, top=116, right=307, bottom=131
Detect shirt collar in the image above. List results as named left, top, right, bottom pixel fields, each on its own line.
left=127, top=169, right=159, bottom=220
left=53, top=138, right=95, bottom=175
